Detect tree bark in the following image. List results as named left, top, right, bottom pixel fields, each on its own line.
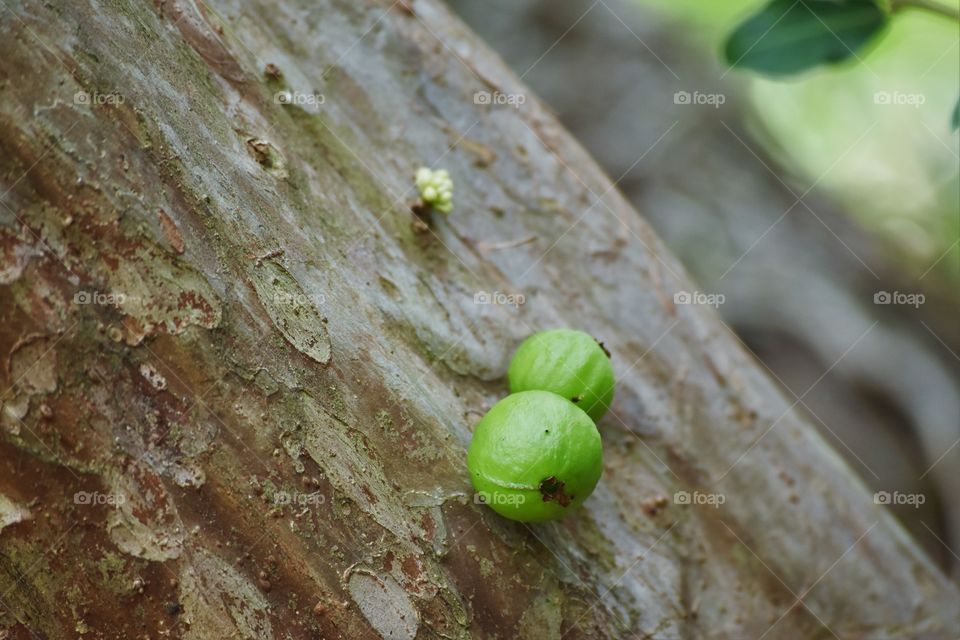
left=0, top=1, right=956, bottom=639
left=449, top=0, right=960, bottom=576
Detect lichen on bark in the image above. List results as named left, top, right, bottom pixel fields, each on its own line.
left=0, top=0, right=957, bottom=639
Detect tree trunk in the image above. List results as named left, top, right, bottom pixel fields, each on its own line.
left=0, top=1, right=956, bottom=638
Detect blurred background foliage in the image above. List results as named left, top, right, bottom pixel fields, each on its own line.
left=648, top=0, right=959, bottom=282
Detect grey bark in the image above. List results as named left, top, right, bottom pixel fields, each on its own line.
left=0, top=1, right=957, bottom=639
left=450, top=0, right=960, bottom=576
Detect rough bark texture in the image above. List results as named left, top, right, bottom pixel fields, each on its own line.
left=0, top=1, right=957, bottom=639
left=448, top=0, right=960, bottom=575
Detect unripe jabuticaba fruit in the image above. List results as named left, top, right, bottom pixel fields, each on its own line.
left=467, top=391, right=603, bottom=522
left=508, top=329, right=615, bottom=420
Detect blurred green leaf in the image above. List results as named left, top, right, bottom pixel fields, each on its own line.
left=724, top=0, right=889, bottom=76
left=952, top=97, right=959, bottom=130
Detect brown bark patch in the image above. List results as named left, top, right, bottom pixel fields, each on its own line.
left=158, top=209, right=185, bottom=254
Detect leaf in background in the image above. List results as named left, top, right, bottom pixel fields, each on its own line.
left=724, top=0, right=889, bottom=76
left=952, top=97, right=959, bottom=131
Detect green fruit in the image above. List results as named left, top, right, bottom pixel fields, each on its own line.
left=508, top=329, right=615, bottom=421
left=467, top=390, right=603, bottom=522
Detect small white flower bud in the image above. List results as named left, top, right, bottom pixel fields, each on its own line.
left=414, top=167, right=455, bottom=213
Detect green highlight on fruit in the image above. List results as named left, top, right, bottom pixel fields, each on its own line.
left=508, top=329, right=615, bottom=421
left=467, top=391, right=603, bottom=522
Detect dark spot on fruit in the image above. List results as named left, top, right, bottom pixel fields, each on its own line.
left=571, top=395, right=583, bottom=403
left=539, top=476, right=572, bottom=507
left=596, top=340, right=612, bottom=358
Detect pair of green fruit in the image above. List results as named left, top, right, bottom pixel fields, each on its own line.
left=467, top=329, right=615, bottom=522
